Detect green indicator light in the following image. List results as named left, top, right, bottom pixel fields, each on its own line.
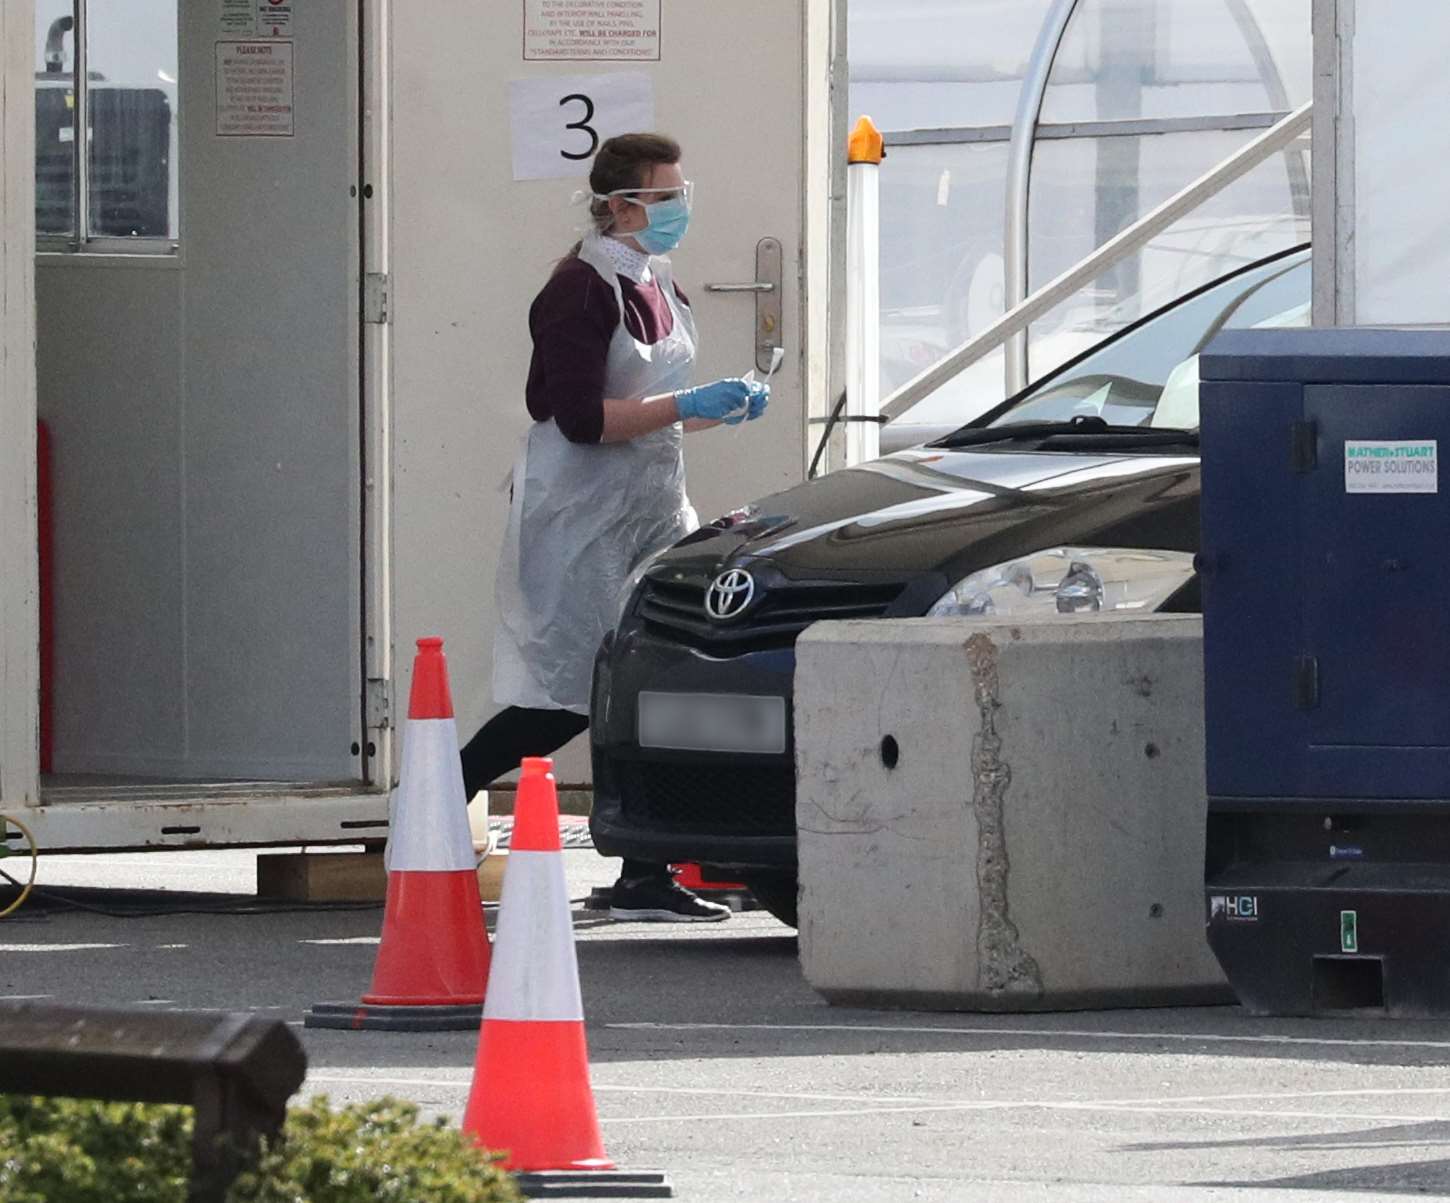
left=1340, top=909, right=1359, bottom=954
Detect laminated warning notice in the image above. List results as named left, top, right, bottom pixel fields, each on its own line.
left=523, top=0, right=662, bottom=61
left=216, top=41, right=294, bottom=137
left=1344, top=440, right=1438, bottom=493
left=257, top=0, right=292, bottom=37
left=220, top=0, right=256, bottom=36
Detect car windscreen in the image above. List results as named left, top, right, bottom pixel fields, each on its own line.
left=982, top=253, right=1309, bottom=431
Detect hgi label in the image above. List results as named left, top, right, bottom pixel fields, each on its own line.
left=1345, top=440, right=1438, bottom=494
left=1209, top=895, right=1259, bottom=922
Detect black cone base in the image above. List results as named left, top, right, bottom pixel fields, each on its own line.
left=515, top=1170, right=673, bottom=1199
left=303, top=1001, right=483, bottom=1032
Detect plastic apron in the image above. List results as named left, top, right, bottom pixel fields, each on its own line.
left=492, top=234, right=700, bottom=714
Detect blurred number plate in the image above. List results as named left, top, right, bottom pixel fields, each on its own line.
left=638, top=692, right=786, bottom=754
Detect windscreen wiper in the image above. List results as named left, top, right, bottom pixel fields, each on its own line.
left=932, top=415, right=1197, bottom=450
left=1039, top=429, right=1199, bottom=450
left=933, top=415, right=1118, bottom=447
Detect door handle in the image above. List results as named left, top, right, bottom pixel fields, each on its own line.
left=703, top=237, right=783, bottom=374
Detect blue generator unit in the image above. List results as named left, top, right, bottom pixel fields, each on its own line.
left=1200, top=327, right=1450, bottom=1017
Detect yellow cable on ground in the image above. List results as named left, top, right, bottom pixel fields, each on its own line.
left=0, top=812, right=38, bottom=918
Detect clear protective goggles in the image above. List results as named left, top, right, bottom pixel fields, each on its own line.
left=594, top=180, right=694, bottom=212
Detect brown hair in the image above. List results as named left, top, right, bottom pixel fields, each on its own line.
left=558, top=132, right=681, bottom=267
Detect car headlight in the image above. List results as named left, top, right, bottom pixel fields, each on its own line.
left=616, top=546, right=671, bottom=627
left=927, top=547, right=1195, bottom=618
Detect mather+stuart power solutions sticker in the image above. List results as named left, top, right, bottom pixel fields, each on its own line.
left=1345, top=440, right=1438, bottom=494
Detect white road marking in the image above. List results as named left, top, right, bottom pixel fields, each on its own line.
left=593, top=1084, right=951, bottom=1104
left=605, top=1102, right=1034, bottom=1125
left=298, top=936, right=379, bottom=946
left=303, top=1077, right=1090, bottom=1126
left=598, top=1083, right=1450, bottom=1114
left=308, top=1078, right=472, bottom=1095
left=301, top=1073, right=1450, bottom=1130
left=0, top=942, right=127, bottom=953
left=307, top=1074, right=970, bottom=1107
left=611, top=1020, right=1450, bottom=1054
left=1121, top=1085, right=1450, bottom=1106
left=600, top=1102, right=1431, bottom=1127
left=1049, top=1103, right=1441, bottom=1125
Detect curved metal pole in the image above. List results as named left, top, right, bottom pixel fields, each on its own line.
left=1223, top=0, right=1312, bottom=221
left=1225, top=0, right=1292, bottom=116
left=882, top=102, right=1311, bottom=422
left=1003, top=0, right=1082, bottom=395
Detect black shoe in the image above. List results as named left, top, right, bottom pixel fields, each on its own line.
left=608, top=875, right=732, bottom=923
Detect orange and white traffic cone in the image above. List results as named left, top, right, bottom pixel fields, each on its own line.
left=462, top=758, right=671, bottom=1195
left=306, top=637, right=492, bottom=1032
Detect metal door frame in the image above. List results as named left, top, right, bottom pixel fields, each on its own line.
left=359, top=0, right=392, bottom=790
left=0, top=0, right=40, bottom=812
left=10, top=0, right=396, bottom=845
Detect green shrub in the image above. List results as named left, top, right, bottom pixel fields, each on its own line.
left=233, top=1097, right=523, bottom=1203
left=0, top=1094, right=523, bottom=1203
left=0, top=1095, right=192, bottom=1202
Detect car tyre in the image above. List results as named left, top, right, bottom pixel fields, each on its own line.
left=744, top=873, right=798, bottom=929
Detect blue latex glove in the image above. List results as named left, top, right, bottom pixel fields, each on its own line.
left=721, top=382, right=770, bottom=426
left=716, top=380, right=770, bottom=426
left=746, top=381, right=770, bottom=421
left=674, top=378, right=751, bottom=423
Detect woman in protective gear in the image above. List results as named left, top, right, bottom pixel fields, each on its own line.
left=462, top=133, right=770, bottom=922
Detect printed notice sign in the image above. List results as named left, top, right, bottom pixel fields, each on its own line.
left=1344, top=440, right=1439, bottom=493
left=258, top=0, right=292, bottom=37
left=524, top=0, right=662, bottom=61
left=216, top=41, right=294, bottom=137
left=220, top=0, right=256, bottom=36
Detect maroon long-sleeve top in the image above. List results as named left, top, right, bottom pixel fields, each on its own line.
left=525, top=256, right=690, bottom=445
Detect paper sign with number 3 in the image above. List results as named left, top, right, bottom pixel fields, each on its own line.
left=508, top=73, right=656, bottom=182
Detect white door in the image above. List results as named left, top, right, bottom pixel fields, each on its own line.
left=35, top=0, right=363, bottom=785
left=176, top=0, right=362, bottom=782
left=640, top=2, right=811, bottom=523
left=389, top=0, right=833, bottom=782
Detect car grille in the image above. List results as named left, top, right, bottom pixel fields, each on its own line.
left=638, top=576, right=907, bottom=651
left=618, top=760, right=796, bottom=836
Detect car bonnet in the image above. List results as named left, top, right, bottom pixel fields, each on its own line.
left=668, top=446, right=1201, bottom=578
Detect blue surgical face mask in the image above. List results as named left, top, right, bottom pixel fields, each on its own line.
left=628, top=195, right=690, bottom=254
left=594, top=181, right=694, bottom=254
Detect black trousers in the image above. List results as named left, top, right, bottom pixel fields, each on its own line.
left=460, top=705, right=658, bottom=881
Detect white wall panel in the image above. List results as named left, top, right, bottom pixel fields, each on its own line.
left=1341, top=1, right=1450, bottom=326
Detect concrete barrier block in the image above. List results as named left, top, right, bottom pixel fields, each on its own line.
left=795, top=614, right=1228, bottom=1011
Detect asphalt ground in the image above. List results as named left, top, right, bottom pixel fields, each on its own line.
left=5, top=848, right=1450, bottom=1201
